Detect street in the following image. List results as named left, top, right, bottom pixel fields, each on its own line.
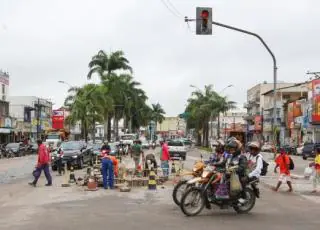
left=0, top=147, right=319, bottom=230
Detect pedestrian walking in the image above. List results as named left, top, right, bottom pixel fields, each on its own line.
left=101, top=150, right=114, bottom=189
left=131, top=140, right=144, bottom=175
left=310, top=147, right=320, bottom=193
left=29, top=139, right=52, bottom=187
left=56, top=147, right=64, bottom=176
left=160, top=140, right=170, bottom=177
left=273, top=149, right=293, bottom=192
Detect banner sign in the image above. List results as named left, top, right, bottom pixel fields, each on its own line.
left=312, top=79, right=320, bottom=124
left=52, top=110, right=64, bottom=129
left=254, top=115, right=262, bottom=131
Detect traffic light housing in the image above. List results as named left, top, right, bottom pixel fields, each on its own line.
left=196, top=7, right=212, bottom=35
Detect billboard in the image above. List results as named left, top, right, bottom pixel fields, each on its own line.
left=254, top=115, right=262, bottom=131
left=312, top=79, right=320, bottom=123
left=52, top=110, right=64, bottom=129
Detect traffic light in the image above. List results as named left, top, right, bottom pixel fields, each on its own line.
left=196, top=7, right=212, bottom=35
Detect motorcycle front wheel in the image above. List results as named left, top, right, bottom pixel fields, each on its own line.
left=233, top=188, right=256, bottom=214
left=172, top=180, right=193, bottom=206
left=180, top=187, right=205, bottom=216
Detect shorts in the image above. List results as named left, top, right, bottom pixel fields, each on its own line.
left=279, top=174, right=291, bottom=183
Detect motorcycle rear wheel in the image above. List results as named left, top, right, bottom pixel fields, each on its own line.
left=233, top=188, right=256, bottom=214
left=180, top=187, right=205, bottom=216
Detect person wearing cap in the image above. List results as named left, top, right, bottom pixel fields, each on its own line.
left=247, top=142, right=263, bottom=180
left=131, top=139, right=144, bottom=174
left=101, top=149, right=114, bottom=189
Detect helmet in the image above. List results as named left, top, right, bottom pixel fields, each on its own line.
left=248, top=141, right=260, bottom=149
left=226, top=140, right=238, bottom=149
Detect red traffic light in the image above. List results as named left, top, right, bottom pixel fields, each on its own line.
left=201, top=10, right=209, bottom=19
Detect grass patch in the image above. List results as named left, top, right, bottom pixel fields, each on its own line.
left=198, top=147, right=212, bottom=153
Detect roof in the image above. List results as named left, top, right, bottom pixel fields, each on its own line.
left=261, top=82, right=309, bottom=96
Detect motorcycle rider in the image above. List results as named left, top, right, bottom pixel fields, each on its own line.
left=246, top=142, right=263, bottom=181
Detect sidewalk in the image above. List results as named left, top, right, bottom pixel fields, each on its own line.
left=260, top=161, right=320, bottom=203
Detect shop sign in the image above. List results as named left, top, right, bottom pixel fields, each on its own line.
left=52, top=110, right=64, bottom=129
left=312, top=79, right=320, bottom=123
left=0, top=128, right=10, bottom=133
left=4, top=117, right=11, bottom=128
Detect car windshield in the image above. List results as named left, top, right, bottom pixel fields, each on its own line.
left=6, top=143, right=19, bottom=148
left=47, top=134, right=60, bottom=139
left=91, top=144, right=101, bottom=150
left=121, top=135, right=135, bottom=140
left=303, top=144, right=314, bottom=150
left=168, top=141, right=183, bottom=146
left=61, top=142, right=81, bottom=150
left=109, top=143, right=116, bottom=151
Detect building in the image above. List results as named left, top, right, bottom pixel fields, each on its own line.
left=156, top=117, right=186, bottom=138
left=210, top=109, right=247, bottom=140
left=9, top=96, right=52, bottom=141
left=262, top=83, right=309, bottom=145
left=0, top=70, right=13, bottom=143
left=244, top=82, right=303, bottom=142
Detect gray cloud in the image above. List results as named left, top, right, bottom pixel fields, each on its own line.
left=0, top=0, right=319, bottom=116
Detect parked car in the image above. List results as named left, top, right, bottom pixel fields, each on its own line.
left=261, top=143, right=273, bottom=152
left=51, top=141, right=94, bottom=170
left=302, top=143, right=320, bottom=160
left=28, top=142, right=38, bottom=154
left=181, top=138, right=192, bottom=147
left=167, top=140, right=187, bottom=161
left=141, top=140, right=151, bottom=149
left=5, top=142, right=26, bottom=157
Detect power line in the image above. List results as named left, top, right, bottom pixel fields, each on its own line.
left=166, top=0, right=183, bottom=17
left=160, top=0, right=180, bottom=18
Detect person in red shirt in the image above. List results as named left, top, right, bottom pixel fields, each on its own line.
left=29, top=139, right=52, bottom=187
left=273, top=149, right=293, bottom=192
left=161, top=140, right=171, bottom=177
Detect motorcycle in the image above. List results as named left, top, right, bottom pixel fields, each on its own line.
left=180, top=165, right=258, bottom=216
left=5, top=149, right=15, bottom=158
left=172, top=160, right=206, bottom=206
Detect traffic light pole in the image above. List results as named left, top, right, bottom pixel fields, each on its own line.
left=185, top=17, right=278, bottom=145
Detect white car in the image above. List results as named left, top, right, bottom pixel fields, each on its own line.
left=167, top=140, right=187, bottom=161
left=261, top=143, right=273, bottom=152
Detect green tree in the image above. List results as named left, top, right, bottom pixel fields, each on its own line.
left=151, top=103, right=166, bottom=130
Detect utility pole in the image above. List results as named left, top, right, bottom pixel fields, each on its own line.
left=186, top=10, right=277, bottom=144
left=36, top=98, right=41, bottom=140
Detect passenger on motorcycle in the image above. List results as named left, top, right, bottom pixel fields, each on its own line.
left=206, top=140, right=225, bottom=164
left=246, top=142, right=263, bottom=182
left=225, top=140, right=248, bottom=180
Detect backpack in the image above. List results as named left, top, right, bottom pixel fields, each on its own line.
left=289, top=157, right=294, bottom=170
left=256, top=155, right=269, bottom=176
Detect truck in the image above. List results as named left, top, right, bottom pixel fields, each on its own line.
left=119, top=133, right=137, bottom=146
left=229, top=131, right=245, bottom=145
left=45, top=129, right=69, bottom=148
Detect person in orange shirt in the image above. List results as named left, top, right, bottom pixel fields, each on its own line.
left=109, top=155, right=119, bottom=178
left=273, top=149, right=293, bottom=192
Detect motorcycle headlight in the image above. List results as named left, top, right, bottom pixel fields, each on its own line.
left=120, top=148, right=123, bottom=151
left=201, top=171, right=210, bottom=178
left=72, top=155, right=78, bottom=159
left=51, top=156, right=55, bottom=160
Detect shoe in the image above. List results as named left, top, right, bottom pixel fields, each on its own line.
left=311, top=190, right=317, bottom=194
left=28, top=182, right=36, bottom=187
left=271, top=187, right=278, bottom=192
left=45, top=183, right=52, bottom=186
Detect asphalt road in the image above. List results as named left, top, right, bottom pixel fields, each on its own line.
left=0, top=147, right=319, bottom=230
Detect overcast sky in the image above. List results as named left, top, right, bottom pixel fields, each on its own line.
left=0, top=0, right=319, bottom=116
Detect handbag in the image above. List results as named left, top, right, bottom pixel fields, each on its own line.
left=215, top=183, right=229, bottom=199
left=230, top=171, right=242, bottom=196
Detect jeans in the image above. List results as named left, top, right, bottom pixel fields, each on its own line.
left=101, top=158, right=114, bottom=189
left=161, top=161, right=169, bottom=177
left=33, top=164, right=52, bottom=185
left=57, top=158, right=63, bottom=175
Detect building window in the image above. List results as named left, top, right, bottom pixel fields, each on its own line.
left=2, top=84, right=5, bottom=95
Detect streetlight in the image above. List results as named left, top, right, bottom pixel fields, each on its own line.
left=58, top=80, right=72, bottom=88
left=220, top=84, right=233, bottom=93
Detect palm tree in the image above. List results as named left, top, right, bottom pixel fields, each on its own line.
left=65, top=84, right=108, bottom=142
left=87, top=50, right=132, bottom=141
left=151, top=103, right=166, bottom=130
left=185, top=85, right=236, bottom=147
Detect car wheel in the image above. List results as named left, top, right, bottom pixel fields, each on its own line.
left=182, top=156, right=186, bottom=161
left=302, top=155, right=307, bottom=160
left=52, top=165, right=57, bottom=171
